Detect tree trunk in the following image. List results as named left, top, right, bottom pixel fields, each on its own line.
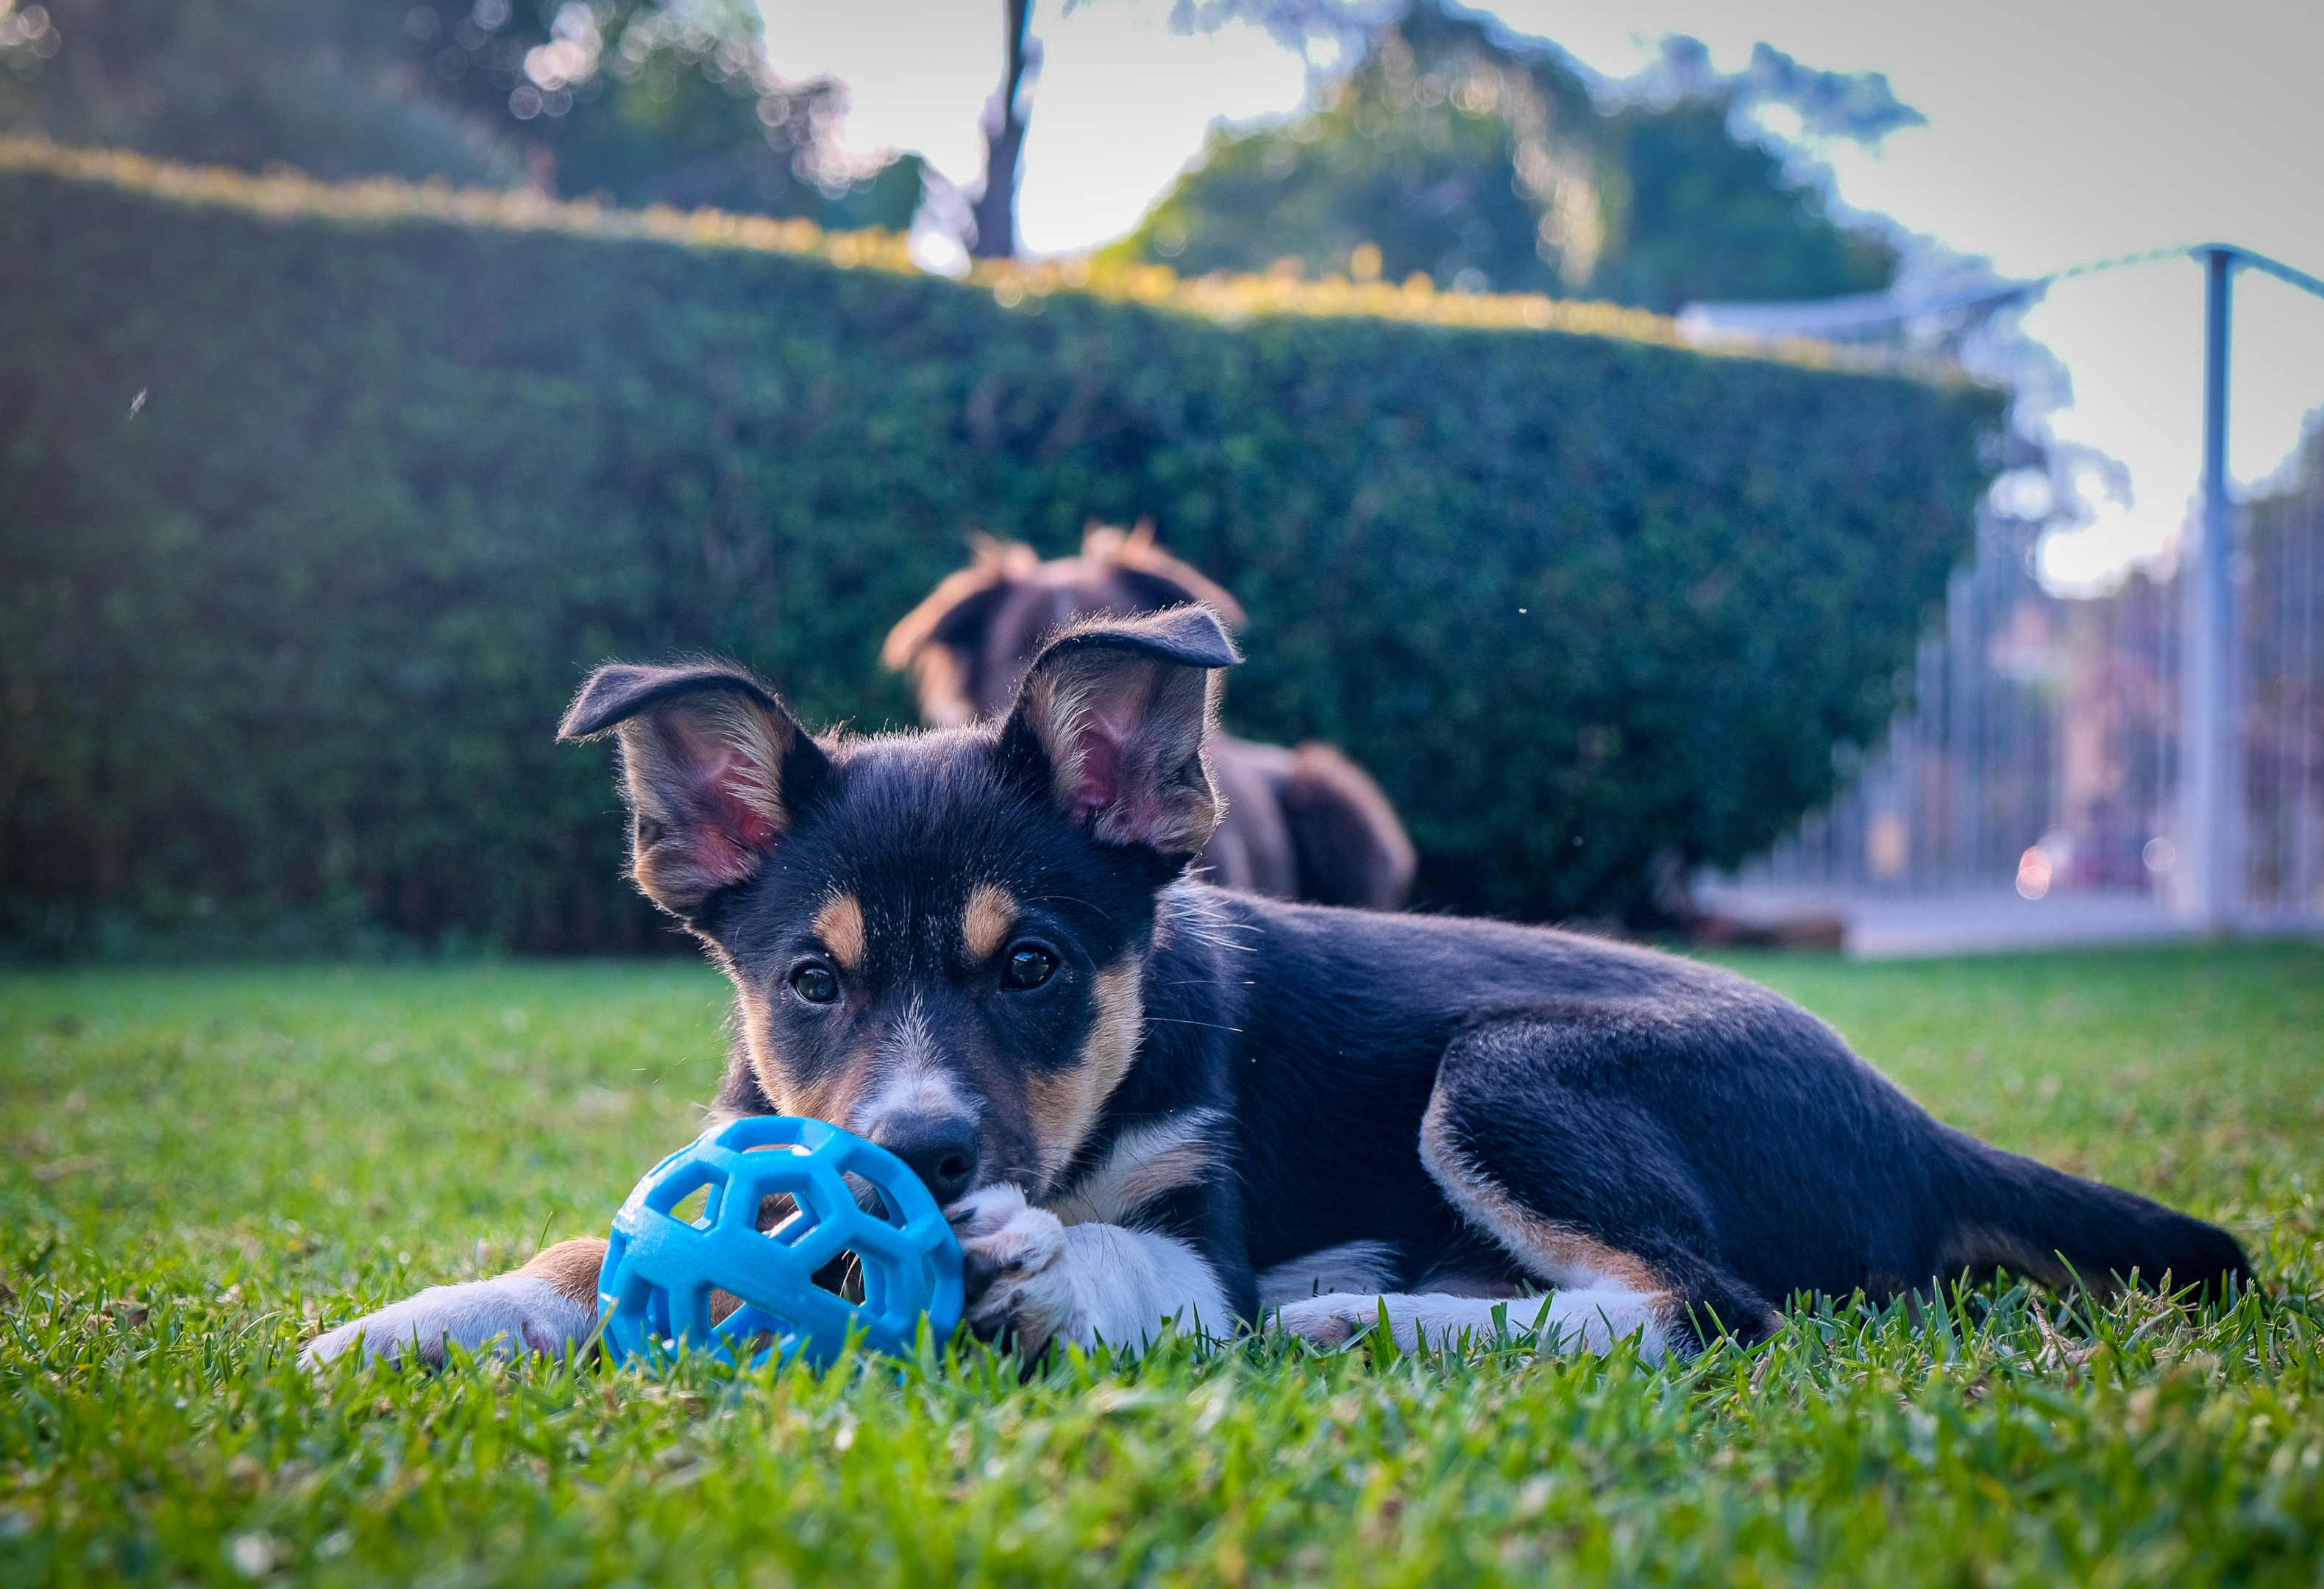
left=968, top=0, right=1037, bottom=260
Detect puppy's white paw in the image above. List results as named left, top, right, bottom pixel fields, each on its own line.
left=1273, top=1293, right=1525, bottom=1353
left=300, top=1275, right=591, bottom=1370
left=950, top=1184, right=1077, bottom=1354
left=1273, top=1288, right=1666, bottom=1358
left=1273, top=1292, right=1393, bottom=1348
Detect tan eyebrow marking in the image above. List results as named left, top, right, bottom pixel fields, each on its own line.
left=962, top=881, right=1019, bottom=961
left=813, top=892, right=866, bottom=970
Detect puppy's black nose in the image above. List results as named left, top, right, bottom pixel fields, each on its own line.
left=875, top=1114, right=981, bottom=1206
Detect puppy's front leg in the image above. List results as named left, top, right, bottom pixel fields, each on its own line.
left=301, top=1237, right=606, bottom=1369
left=952, top=1185, right=1228, bottom=1355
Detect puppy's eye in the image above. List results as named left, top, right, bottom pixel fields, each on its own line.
left=789, top=964, right=839, bottom=1005
left=1000, top=943, right=1058, bottom=991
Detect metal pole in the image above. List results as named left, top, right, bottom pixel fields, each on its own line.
left=2180, top=248, right=2236, bottom=928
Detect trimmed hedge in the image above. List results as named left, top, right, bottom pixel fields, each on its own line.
left=0, top=143, right=2000, bottom=953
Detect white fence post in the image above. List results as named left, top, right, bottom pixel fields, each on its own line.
left=2177, top=247, right=2239, bottom=929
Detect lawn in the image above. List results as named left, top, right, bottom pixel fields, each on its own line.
left=2, top=944, right=2320, bottom=1585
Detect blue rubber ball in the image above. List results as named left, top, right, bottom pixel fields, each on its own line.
left=596, top=1115, right=964, bottom=1369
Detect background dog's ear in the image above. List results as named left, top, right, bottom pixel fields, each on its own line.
left=1082, top=519, right=1248, bottom=630
left=558, top=662, right=831, bottom=918
left=998, top=605, right=1240, bottom=860
left=880, top=536, right=1040, bottom=727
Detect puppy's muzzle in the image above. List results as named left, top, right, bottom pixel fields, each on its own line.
left=873, top=1112, right=981, bottom=1206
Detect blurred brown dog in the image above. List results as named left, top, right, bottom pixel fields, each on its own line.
left=882, top=522, right=1415, bottom=909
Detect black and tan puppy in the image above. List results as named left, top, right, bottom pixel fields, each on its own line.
left=882, top=522, right=1415, bottom=911
left=307, top=608, right=2250, bottom=1368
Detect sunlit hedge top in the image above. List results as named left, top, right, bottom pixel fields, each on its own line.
left=0, top=138, right=1997, bottom=951
left=0, top=137, right=1933, bottom=369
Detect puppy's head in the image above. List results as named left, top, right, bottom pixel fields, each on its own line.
left=560, top=606, right=1238, bottom=1205
left=879, top=521, right=1245, bottom=727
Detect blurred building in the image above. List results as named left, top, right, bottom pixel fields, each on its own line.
left=1683, top=254, right=2324, bottom=956
left=1695, top=460, right=2323, bottom=956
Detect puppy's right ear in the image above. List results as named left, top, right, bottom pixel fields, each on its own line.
left=998, top=605, right=1240, bottom=861
left=558, top=663, right=832, bottom=919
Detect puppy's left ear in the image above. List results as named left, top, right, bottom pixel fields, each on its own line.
left=998, top=605, right=1240, bottom=859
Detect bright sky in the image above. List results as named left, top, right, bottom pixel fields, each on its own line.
left=758, top=0, right=2324, bottom=591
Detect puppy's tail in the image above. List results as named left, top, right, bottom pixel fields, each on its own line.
left=1947, top=1136, right=2254, bottom=1305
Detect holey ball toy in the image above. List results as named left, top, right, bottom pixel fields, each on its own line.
left=595, top=1115, right=964, bottom=1370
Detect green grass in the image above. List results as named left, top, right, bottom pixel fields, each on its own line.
left=2, top=945, right=2321, bottom=1585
